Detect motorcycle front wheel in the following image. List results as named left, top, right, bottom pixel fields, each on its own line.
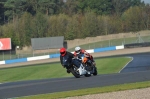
left=70, top=67, right=80, bottom=78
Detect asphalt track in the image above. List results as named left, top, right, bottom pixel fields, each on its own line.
left=0, top=53, right=150, bottom=99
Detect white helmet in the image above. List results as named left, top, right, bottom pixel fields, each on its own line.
left=75, top=46, right=81, bottom=54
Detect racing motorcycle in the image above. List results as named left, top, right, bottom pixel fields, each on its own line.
left=74, top=53, right=97, bottom=76
left=82, top=57, right=97, bottom=76
left=62, top=54, right=91, bottom=78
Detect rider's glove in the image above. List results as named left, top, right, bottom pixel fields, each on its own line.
left=92, top=62, right=96, bottom=66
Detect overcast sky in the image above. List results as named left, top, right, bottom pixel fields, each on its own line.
left=142, top=0, right=150, bottom=4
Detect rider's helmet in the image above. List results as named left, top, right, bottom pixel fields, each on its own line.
left=60, top=47, right=66, bottom=56
left=84, top=52, right=90, bottom=57
left=75, top=46, right=81, bottom=54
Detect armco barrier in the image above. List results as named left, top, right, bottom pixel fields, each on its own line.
left=49, top=54, right=60, bottom=58
left=116, top=45, right=124, bottom=50
left=0, top=45, right=124, bottom=65
left=94, top=46, right=116, bottom=53
left=27, top=55, right=49, bottom=61
left=5, top=58, right=27, bottom=64
left=0, top=61, right=5, bottom=65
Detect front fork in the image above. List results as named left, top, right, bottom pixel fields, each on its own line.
left=78, top=64, right=87, bottom=75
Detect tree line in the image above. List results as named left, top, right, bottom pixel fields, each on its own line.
left=0, top=0, right=149, bottom=49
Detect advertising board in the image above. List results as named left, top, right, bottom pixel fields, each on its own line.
left=0, top=38, right=11, bottom=50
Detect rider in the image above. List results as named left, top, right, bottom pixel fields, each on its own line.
left=74, top=46, right=86, bottom=58
left=60, top=47, right=80, bottom=73
left=83, top=52, right=96, bottom=66
left=74, top=46, right=96, bottom=66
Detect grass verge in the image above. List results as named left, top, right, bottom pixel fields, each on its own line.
left=17, top=81, right=150, bottom=99
left=0, top=57, right=131, bottom=83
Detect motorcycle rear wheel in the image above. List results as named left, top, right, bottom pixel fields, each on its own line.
left=84, top=73, right=91, bottom=77
left=93, top=67, right=97, bottom=76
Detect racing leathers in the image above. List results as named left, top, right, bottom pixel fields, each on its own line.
left=74, top=49, right=96, bottom=66
left=60, top=51, right=81, bottom=73
left=60, top=51, right=74, bottom=68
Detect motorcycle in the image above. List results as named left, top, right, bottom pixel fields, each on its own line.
left=82, top=57, right=98, bottom=76
left=75, top=53, right=98, bottom=76
left=62, top=54, right=91, bottom=78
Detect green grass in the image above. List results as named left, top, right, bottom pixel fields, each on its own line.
left=17, top=81, right=150, bottom=99
left=0, top=57, right=131, bottom=83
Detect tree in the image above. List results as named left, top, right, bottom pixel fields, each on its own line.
left=25, top=0, right=61, bottom=15
left=80, top=11, right=99, bottom=37
left=61, top=0, right=78, bottom=16
left=0, top=0, right=7, bottom=24
left=77, top=0, right=112, bottom=15
left=112, top=0, right=144, bottom=16
left=32, top=12, right=48, bottom=38
left=4, top=0, right=26, bottom=22
left=18, top=12, right=33, bottom=46
left=122, top=6, right=144, bottom=32
left=1, top=24, right=20, bottom=49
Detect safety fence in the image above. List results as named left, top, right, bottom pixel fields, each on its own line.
left=0, top=45, right=124, bottom=65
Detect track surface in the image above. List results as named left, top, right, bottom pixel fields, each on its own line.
left=0, top=53, right=150, bottom=99
left=120, top=53, right=150, bottom=73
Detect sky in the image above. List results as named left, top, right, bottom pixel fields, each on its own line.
left=142, top=0, right=150, bottom=4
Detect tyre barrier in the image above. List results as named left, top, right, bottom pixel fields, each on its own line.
left=124, top=42, right=150, bottom=48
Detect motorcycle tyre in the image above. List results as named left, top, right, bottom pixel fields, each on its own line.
left=93, top=67, right=97, bottom=76
left=70, top=68, right=80, bottom=78
left=84, top=73, right=91, bottom=77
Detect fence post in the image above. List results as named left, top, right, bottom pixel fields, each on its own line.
left=3, top=51, right=4, bottom=60
left=32, top=47, right=34, bottom=57
left=10, top=50, right=11, bottom=59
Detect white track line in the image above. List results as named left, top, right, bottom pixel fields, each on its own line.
left=119, top=57, right=133, bottom=73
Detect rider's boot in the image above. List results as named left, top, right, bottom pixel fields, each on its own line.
left=66, top=69, right=70, bottom=73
